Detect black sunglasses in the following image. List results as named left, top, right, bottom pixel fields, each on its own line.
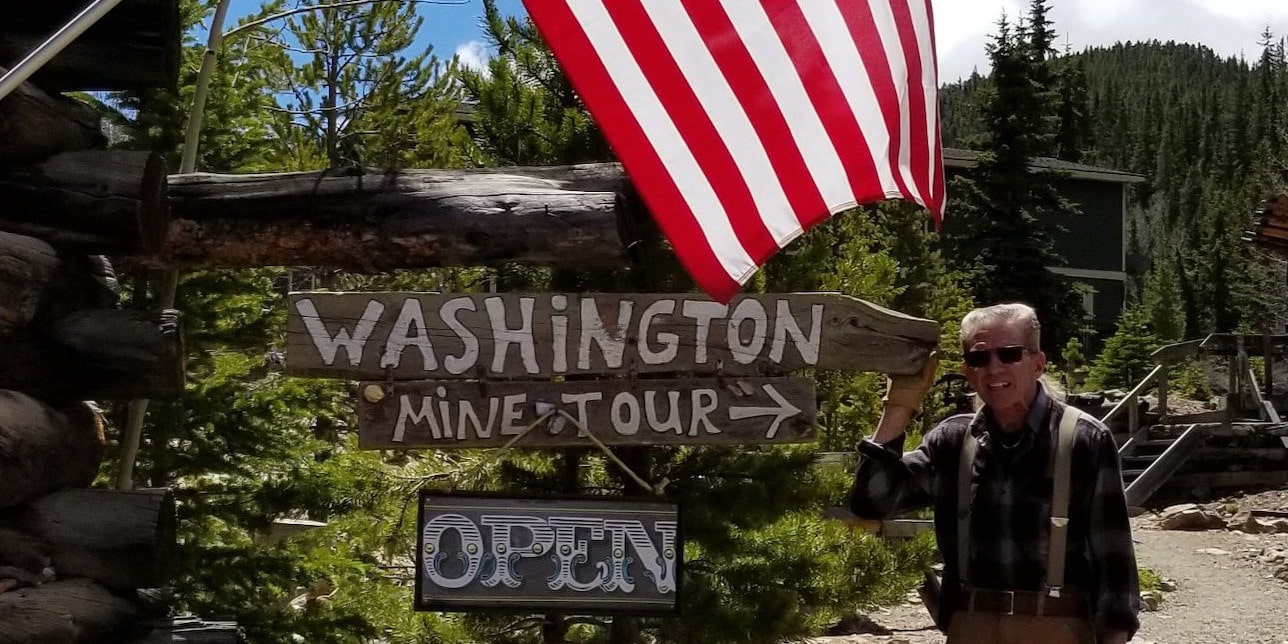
left=963, top=345, right=1031, bottom=368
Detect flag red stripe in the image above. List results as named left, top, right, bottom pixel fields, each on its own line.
left=921, top=0, right=946, bottom=218
left=522, top=0, right=739, bottom=299
left=681, top=0, right=827, bottom=225
left=760, top=0, right=886, bottom=224
left=835, top=0, right=914, bottom=204
left=603, top=0, right=779, bottom=264
left=887, top=0, right=933, bottom=210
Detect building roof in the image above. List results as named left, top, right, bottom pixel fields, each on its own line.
left=1247, top=194, right=1288, bottom=253
left=942, top=148, right=1147, bottom=184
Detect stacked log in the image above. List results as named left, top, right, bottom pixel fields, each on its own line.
left=0, top=47, right=188, bottom=642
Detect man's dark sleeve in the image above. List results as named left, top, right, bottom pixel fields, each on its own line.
left=849, top=429, right=938, bottom=520
left=1085, top=422, right=1141, bottom=638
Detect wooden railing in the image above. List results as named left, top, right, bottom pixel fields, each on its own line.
left=1124, top=423, right=1203, bottom=507
left=1103, top=364, right=1167, bottom=456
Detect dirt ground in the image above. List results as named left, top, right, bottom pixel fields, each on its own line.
left=808, top=489, right=1288, bottom=644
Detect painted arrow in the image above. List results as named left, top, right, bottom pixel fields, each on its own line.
left=728, top=384, right=803, bottom=439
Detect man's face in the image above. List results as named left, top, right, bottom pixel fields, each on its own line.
left=962, top=318, right=1046, bottom=415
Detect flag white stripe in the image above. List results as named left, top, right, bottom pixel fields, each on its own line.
left=866, top=0, right=924, bottom=207
left=639, top=0, right=803, bottom=244
left=566, top=0, right=756, bottom=282
left=908, top=0, right=940, bottom=206
left=723, top=4, right=855, bottom=210
left=797, top=1, right=899, bottom=199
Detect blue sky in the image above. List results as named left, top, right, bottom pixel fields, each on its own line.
left=220, top=0, right=1288, bottom=84
left=224, top=0, right=528, bottom=68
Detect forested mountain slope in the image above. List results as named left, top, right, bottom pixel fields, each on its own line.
left=940, top=40, right=1288, bottom=338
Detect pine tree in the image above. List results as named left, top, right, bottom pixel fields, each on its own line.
left=941, top=6, right=1086, bottom=352
left=1054, top=59, right=1093, bottom=162
left=253, top=0, right=469, bottom=170
left=1087, top=306, right=1159, bottom=391
left=1141, top=258, right=1185, bottom=341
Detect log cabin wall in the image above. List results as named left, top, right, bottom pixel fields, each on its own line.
left=0, top=3, right=200, bottom=642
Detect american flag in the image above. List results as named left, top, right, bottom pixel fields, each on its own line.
left=523, top=0, right=944, bottom=302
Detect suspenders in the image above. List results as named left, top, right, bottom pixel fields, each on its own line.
left=956, top=405, right=1082, bottom=596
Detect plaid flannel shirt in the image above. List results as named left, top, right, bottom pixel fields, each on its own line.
left=850, top=387, right=1140, bottom=637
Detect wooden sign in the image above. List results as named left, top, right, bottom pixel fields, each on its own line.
left=416, top=493, right=680, bottom=615
left=286, top=292, right=937, bottom=379
left=358, top=377, right=816, bottom=448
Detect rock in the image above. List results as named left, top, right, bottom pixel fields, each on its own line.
left=1196, top=547, right=1231, bottom=555
left=1276, top=564, right=1288, bottom=582
left=1160, top=506, right=1226, bottom=531
left=1229, top=513, right=1279, bottom=534
left=1160, top=578, right=1179, bottom=592
left=1140, top=589, right=1164, bottom=611
left=1259, top=549, right=1288, bottom=564
left=826, top=613, right=892, bottom=636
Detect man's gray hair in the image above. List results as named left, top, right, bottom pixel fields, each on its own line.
left=960, top=303, right=1041, bottom=351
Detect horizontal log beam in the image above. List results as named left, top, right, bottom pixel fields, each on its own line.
left=0, top=392, right=103, bottom=510
left=0, top=309, right=185, bottom=400
left=0, top=151, right=169, bottom=253
left=0, top=233, right=119, bottom=334
left=0, top=0, right=179, bottom=92
left=0, top=578, right=138, bottom=644
left=0, top=233, right=180, bottom=398
left=0, top=488, right=176, bottom=590
left=0, top=68, right=101, bottom=164
left=121, top=165, right=634, bottom=271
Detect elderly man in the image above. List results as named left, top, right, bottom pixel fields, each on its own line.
left=851, top=303, right=1139, bottom=644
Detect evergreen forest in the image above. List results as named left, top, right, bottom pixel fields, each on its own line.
left=87, top=0, right=1288, bottom=642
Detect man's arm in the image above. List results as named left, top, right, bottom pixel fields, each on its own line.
left=1085, top=423, right=1141, bottom=641
left=849, top=353, right=939, bottom=519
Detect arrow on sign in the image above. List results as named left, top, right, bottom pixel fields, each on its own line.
left=728, top=384, right=803, bottom=439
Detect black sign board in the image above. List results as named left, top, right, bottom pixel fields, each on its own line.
left=415, top=493, right=681, bottom=615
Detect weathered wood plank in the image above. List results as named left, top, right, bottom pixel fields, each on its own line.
left=123, top=166, right=631, bottom=271
left=286, top=292, right=938, bottom=379
left=0, top=393, right=104, bottom=509
left=359, top=377, right=816, bottom=448
left=0, top=0, right=179, bottom=92
left=0, top=488, right=176, bottom=590
left=0, top=151, right=169, bottom=252
left=126, top=617, right=241, bottom=644
left=1200, top=334, right=1288, bottom=357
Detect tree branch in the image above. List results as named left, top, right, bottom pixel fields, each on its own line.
left=224, top=0, right=469, bottom=41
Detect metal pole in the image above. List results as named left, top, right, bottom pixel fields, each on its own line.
left=0, top=0, right=127, bottom=102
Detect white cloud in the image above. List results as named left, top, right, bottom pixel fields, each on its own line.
left=454, top=40, right=491, bottom=75
left=932, top=0, right=1288, bottom=83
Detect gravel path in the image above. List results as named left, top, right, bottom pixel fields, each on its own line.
left=1131, top=526, right=1288, bottom=644
left=808, top=520, right=1288, bottom=644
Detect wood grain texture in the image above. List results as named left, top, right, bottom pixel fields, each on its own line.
left=122, top=166, right=630, bottom=270
left=0, top=488, right=176, bottom=590
left=358, top=377, right=816, bottom=448
left=0, top=68, right=102, bottom=163
left=286, top=292, right=938, bottom=379
left=0, top=0, right=179, bottom=92
left=0, top=309, right=184, bottom=400
left=0, top=151, right=169, bottom=252
left=0, top=578, right=137, bottom=644
left=0, top=393, right=103, bottom=509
